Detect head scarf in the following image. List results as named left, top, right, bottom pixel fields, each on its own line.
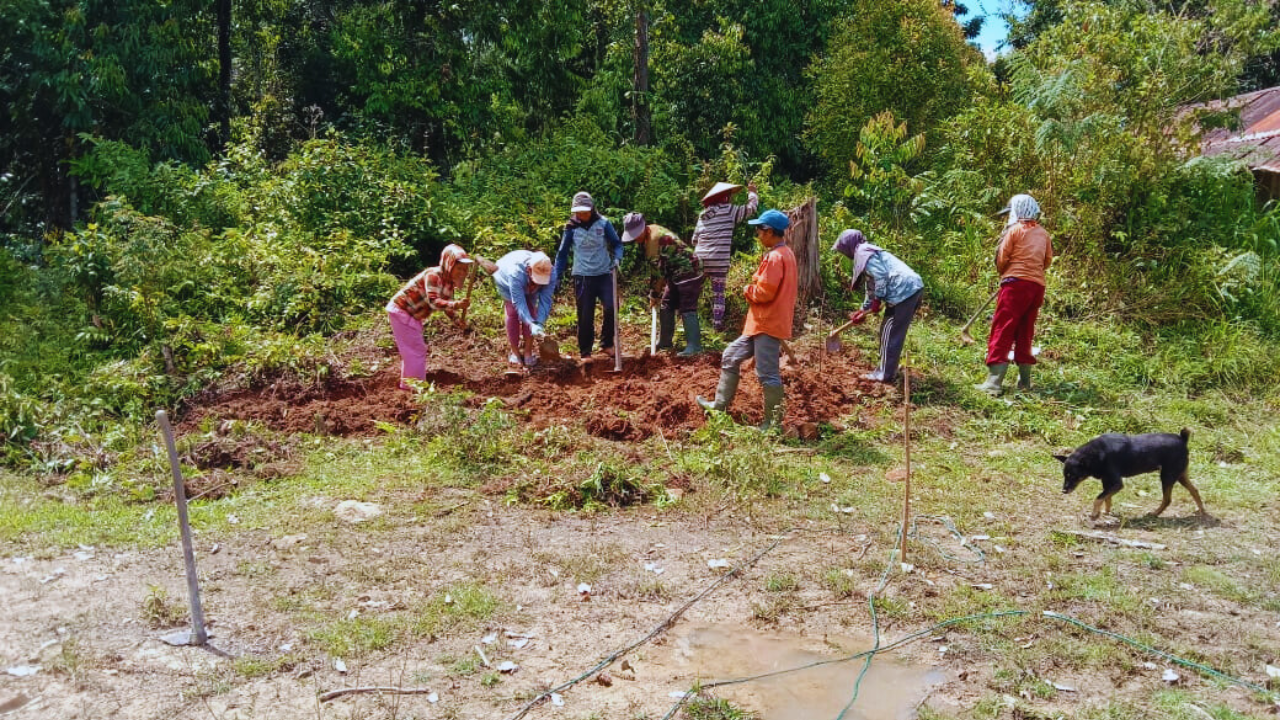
left=832, top=229, right=882, bottom=288
left=439, top=243, right=471, bottom=278
left=1006, top=194, right=1040, bottom=226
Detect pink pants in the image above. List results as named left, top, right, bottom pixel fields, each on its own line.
left=504, top=300, right=533, bottom=352
left=388, top=309, right=428, bottom=389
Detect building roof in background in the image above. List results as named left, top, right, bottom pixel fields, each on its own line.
left=1198, top=86, right=1280, bottom=174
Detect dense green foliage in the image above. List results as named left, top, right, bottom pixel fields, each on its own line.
left=3, top=0, right=1280, bottom=472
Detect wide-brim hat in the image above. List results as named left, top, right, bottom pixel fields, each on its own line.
left=529, top=252, right=553, bottom=285
left=621, top=212, right=646, bottom=243
left=701, top=182, right=743, bottom=202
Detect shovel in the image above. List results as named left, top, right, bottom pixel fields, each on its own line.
left=824, top=317, right=861, bottom=354
left=538, top=335, right=561, bottom=363
left=650, top=307, right=657, bottom=355
left=609, top=267, right=623, bottom=374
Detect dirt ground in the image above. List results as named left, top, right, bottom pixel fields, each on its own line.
left=2, top=495, right=1274, bottom=720
left=4, top=325, right=1278, bottom=720
left=179, top=323, right=894, bottom=442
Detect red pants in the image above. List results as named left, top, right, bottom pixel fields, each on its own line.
left=986, top=279, right=1045, bottom=366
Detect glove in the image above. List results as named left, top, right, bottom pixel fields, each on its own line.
left=849, top=310, right=868, bottom=325
left=869, top=299, right=882, bottom=314
left=531, top=323, right=546, bottom=337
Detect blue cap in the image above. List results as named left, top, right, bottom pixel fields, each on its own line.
left=748, top=209, right=790, bottom=233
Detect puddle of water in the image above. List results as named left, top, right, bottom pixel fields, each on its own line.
left=664, top=624, right=943, bottom=720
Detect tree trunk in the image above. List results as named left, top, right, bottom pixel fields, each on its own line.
left=632, top=4, right=650, bottom=146
left=784, top=198, right=822, bottom=329
left=216, top=0, right=232, bottom=150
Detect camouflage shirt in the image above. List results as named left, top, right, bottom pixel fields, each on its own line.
left=643, top=223, right=702, bottom=288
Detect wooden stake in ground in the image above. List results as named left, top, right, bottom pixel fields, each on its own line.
left=156, top=410, right=208, bottom=646
left=900, top=368, right=912, bottom=566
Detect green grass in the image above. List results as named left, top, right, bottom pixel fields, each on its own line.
left=410, top=582, right=503, bottom=637
left=306, top=616, right=400, bottom=658
left=3, top=306, right=1280, bottom=718
left=683, top=696, right=759, bottom=720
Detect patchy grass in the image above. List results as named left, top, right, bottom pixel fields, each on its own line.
left=684, top=696, right=759, bottom=720
left=306, top=616, right=400, bottom=658
left=4, top=314, right=1280, bottom=719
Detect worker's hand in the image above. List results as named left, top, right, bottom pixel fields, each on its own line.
left=869, top=299, right=882, bottom=314
left=747, top=181, right=757, bottom=193
left=531, top=323, right=546, bottom=338
left=455, top=298, right=470, bottom=310
left=849, top=310, right=868, bottom=325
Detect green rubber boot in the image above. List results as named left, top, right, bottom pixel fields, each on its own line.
left=656, top=309, right=676, bottom=351
left=975, top=363, right=1008, bottom=397
left=676, top=312, right=702, bottom=357
left=1017, top=364, right=1033, bottom=392
left=697, top=372, right=740, bottom=413
left=759, top=384, right=785, bottom=432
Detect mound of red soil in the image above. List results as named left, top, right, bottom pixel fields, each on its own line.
left=180, top=325, right=893, bottom=441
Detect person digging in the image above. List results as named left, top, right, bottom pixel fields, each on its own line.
left=621, top=212, right=704, bottom=357
left=697, top=209, right=797, bottom=431
left=386, top=243, right=475, bottom=390
left=488, top=250, right=556, bottom=372
left=832, top=229, right=924, bottom=384
left=975, top=193, right=1054, bottom=396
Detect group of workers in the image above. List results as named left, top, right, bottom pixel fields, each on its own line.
left=385, top=187, right=1053, bottom=429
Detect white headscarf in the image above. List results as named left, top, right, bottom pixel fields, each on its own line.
left=1005, top=194, right=1040, bottom=227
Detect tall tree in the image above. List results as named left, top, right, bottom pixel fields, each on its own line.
left=807, top=0, right=980, bottom=176
left=216, top=0, right=232, bottom=150
left=0, top=0, right=215, bottom=230
left=633, top=2, right=651, bottom=146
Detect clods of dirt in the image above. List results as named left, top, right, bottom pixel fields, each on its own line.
left=180, top=326, right=894, bottom=442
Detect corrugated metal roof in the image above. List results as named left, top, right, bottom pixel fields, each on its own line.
left=1197, top=86, right=1280, bottom=174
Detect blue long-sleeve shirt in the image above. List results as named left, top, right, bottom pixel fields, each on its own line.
left=494, top=250, right=555, bottom=326
left=554, top=215, right=623, bottom=281
left=860, top=250, right=924, bottom=311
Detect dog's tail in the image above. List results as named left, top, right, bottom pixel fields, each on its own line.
left=1180, top=428, right=1191, bottom=444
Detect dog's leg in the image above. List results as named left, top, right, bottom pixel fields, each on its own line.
left=1093, top=476, right=1121, bottom=519
left=1150, top=492, right=1171, bottom=517
left=1178, top=471, right=1208, bottom=516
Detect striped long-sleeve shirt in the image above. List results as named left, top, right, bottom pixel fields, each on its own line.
left=691, top=190, right=758, bottom=277
left=386, top=244, right=468, bottom=321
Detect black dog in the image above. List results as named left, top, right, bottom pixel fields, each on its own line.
left=1055, top=429, right=1207, bottom=520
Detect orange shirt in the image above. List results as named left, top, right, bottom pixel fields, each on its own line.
left=996, top=221, right=1053, bottom=286
left=742, top=243, right=797, bottom=340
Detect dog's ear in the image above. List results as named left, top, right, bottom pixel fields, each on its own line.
left=1052, top=454, right=1069, bottom=464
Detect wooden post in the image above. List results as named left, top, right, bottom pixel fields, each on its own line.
left=156, top=410, right=208, bottom=646
left=899, top=367, right=911, bottom=565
